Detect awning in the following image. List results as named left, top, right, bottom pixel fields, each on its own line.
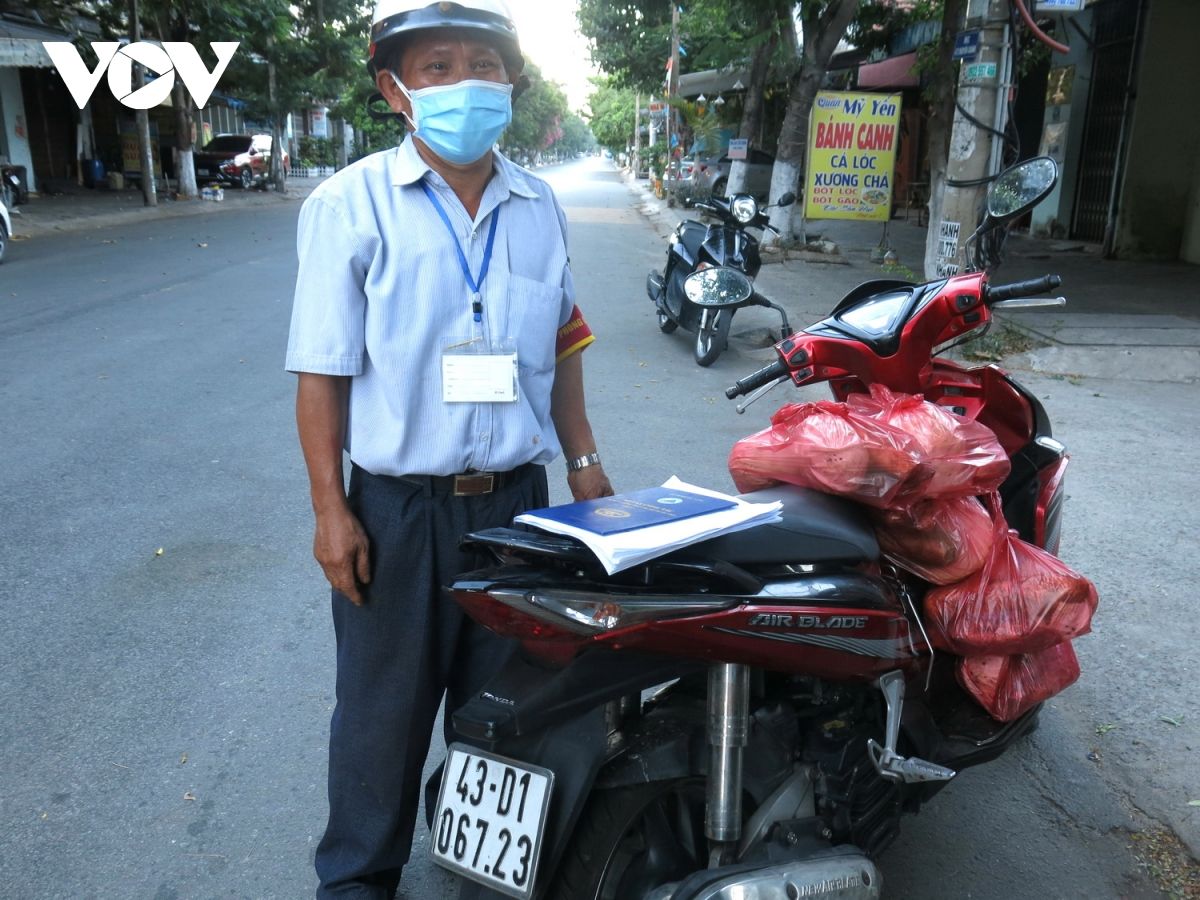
left=858, top=51, right=919, bottom=89
left=0, top=15, right=71, bottom=67
left=678, top=67, right=753, bottom=100
left=0, top=37, right=53, bottom=67
left=679, top=47, right=867, bottom=100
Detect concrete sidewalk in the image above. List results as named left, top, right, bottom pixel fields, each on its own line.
left=626, top=172, right=1200, bottom=384
left=4, top=175, right=326, bottom=241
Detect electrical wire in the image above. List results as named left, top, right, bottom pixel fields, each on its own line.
left=1015, top=0, right=1070, bottom=54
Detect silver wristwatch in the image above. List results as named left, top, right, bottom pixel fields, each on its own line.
left=565, top=451, right=602, bottom=472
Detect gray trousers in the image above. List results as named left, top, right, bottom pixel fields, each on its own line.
left=315, top=463, right=549, bottom=899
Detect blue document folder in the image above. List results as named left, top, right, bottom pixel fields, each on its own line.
left=524, top=487, right=737, bottom=536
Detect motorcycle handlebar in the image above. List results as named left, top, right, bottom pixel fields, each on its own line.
left=725, top=358, right=788, bottom=399
left=985, top=274, right=1062, bottom=304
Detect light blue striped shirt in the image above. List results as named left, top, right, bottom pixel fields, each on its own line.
left=286, top=138, right=576, bottom=477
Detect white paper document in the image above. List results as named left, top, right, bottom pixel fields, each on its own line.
left=514, top=476, right=783, bottom=575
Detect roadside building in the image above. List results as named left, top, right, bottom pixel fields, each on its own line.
left=1028, top=0, right=1200, bottom=262
left=668, top=0, right=1200, bottom=264
left=0, top=10, right=79, bottom=194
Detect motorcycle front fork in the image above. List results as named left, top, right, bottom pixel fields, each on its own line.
left=704, top=665, right=955, bottom=867
left=706, top=662, right=750, bottom=862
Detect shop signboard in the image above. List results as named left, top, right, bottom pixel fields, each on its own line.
left=804, top=91, right=902, bottom=222
left=935, top=219, right=961, bottom=277
left=727, top=138, right=748, bottom=160
left=120, top=125, right=163, bottom=178
left=310, top=107, right=328, bottom=138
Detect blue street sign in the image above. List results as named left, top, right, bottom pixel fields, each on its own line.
left=953, top=29, right=981, bottom=61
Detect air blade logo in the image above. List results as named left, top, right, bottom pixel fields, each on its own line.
left=43, top=41, right=239, bottom=110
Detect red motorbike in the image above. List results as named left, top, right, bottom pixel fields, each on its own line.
left=432, top=158, right=1069, bottom=900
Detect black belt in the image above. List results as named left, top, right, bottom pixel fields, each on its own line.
left=363, top=463, right=534, bottom=497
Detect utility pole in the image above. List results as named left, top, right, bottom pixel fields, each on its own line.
left=129, top=0, right=157, bottom=206
left=932, top=0, right=1011, bottom=276
left=668, top=2, right=680, bottom=185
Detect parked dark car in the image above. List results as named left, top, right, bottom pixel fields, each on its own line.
left=689, top=148, right=775, bottom=199
left=194, top=134, right=289, bottom=189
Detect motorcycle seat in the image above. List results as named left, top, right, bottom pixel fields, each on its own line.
left=676, top=220, right=707, bottom=260
left=676, top=485, right=879, bottom=566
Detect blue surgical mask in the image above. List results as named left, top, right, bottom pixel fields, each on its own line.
left=391, top=73, right=513, bottom=165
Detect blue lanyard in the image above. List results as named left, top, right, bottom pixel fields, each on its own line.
left=420, top=181, right=500, bottom=325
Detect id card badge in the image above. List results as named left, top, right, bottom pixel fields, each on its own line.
left=442, top=336, right=519, bottom=403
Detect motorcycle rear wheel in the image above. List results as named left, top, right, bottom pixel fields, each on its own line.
left=545, top=777, right=707, bottom=900
left=694, top=310, right=732, bottom=366
left=657, top=309, right=679, bottom=333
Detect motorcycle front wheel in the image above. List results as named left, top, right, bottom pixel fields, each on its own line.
left=694, top=309, right=732, bottom=366
left=546, top=777, right=707, bottom=900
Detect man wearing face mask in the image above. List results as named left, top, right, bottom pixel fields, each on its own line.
left=285, top=2, right=613, bottom=896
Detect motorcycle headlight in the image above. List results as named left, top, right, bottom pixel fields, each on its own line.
left=731, top=194, right=758, bottom=223
left=836, top=290, right=910, bottom=336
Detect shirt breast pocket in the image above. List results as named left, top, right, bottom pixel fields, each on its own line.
left=508, top=273, right=563, bottom=376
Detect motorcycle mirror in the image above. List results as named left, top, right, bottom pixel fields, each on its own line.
left=684, top=266, right=753, bottom=308
left=986, top=156, right=1058, bottom=223
left=774, top=192, right=796, bottom=208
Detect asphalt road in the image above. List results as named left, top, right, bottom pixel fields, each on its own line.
left=0, top=156, right=1185, bottom=898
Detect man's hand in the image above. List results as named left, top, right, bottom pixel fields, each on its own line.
left=296, top=373, right=370, bottom=604
left=568, top=465, right=613, bottom=501
left=313, top=506, right=371, bottom=606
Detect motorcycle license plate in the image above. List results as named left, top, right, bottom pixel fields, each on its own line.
left=197, top=168, right=210, bottom=176
left=430, top=744, right=554, bottom=899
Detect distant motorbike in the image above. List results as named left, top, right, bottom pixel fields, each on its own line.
left=1, top=164, right=25, bottom=210
left=648, top=192, right=795, bottom=366
left=432, top=157, right=1074, bottom=900
left=0, top=190, right=11, bottom=264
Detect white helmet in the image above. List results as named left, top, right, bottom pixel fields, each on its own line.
left=368, top=0, right=524, bottom=77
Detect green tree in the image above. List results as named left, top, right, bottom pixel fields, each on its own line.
left=334, top=63, right=406, bottom=160
left=502, top=64, right=570, bottom=159
left=585, top=76, right=636, bottom=156
left=142, top=0, right=270, bottom=199
left=577, top=0, right=671, bottom=93
left=556, top=114, right=596, bottom=157
left=219, top=0, right=365, bottom=191
left=765, top=0, right=863, bottom=242
left=726, top=0, right=795, bottom=195
left=578, top=0, right=786, bottom=94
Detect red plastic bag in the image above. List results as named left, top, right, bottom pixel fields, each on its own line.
left=728, top=400, right=923, bottom=506
left=847, top=385, right=1010, bottom=501
left=870, top=496, right=994, bottom=585
left=925, top=495, right=1098, bottom=655
left=957, top=641, right=1080, bottom=722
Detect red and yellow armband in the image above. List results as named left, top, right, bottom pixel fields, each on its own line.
left=555, top=305, right=595, bottom=362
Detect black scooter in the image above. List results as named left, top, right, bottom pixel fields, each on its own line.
left=1, top=164, right=24, bottom=210
left=646, top=192, right=794, bottom=366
